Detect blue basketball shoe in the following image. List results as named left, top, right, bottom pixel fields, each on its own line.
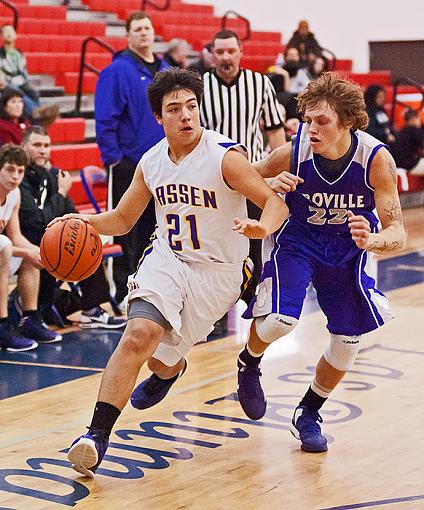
left=17, top=316, right=62, bottom=343
left=67, top=429, right=109, bottom=477
left=0, top=323, right=38, bottom=352
left=131, top=359, right=187, bottom=410
left=290, top=405, right=328, bottom=452
left=237, top=359, right=267, bottom=420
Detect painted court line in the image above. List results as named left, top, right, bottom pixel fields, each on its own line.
left=0, top=360, right=104, bottom=372
left=319, top=494, right=424, bottom=509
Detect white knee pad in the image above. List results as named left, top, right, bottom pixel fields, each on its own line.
left=324, top=334, right=361, bottom=371
left=255, top=313, right=298, bottom=344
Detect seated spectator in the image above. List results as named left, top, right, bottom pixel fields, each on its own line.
left=307, top=55, right=329, bottom=80
left=187, top=42, right=214, bottom=75
left=19, top=127, right=126, bottom=329
left=286, top=20, right=322, bottom=68
left=0, top=143, right=61, bottom=352
left=364, top=84, right=396, bottom=145
left=163, top=38, right=191, bottom=69
left=283, top=47, right=310, bottom=94
left=0, top=24, right=59, bottom=126
left=391, top=109, right=424, bottom=176
left=0, top=88, right=30, bottom=145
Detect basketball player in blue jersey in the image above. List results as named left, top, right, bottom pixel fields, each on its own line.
left=48, top=68, right=289, bottom=477
left=237, top=72, right=406, bottom=453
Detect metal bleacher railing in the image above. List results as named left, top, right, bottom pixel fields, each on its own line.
left=221, top=10, right=251, bottom=41
left=74, top=37, right=115, bottom=116
left=0, top=0, right=18, bottom=30
left=320, top=47, right=337, bottom=71
left=390, top=77, right=424, bottom=125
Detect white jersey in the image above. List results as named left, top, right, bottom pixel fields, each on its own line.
left=139, top=128, right=249, bottom=265
left=0, top=187, right=19, bottom=225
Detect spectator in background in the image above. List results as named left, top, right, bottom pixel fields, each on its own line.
left=283, top=47, right=310, bottom=94
left=0, top=88, right=30, bottom=145
left=0, top=24, right=59, bottom=126
left=163, top=38, right=191, bottom=69
left=0, top=143, right=61, bottom=352
left=391, top=109, right=424, bottom=176
left=364, top=84, right=396, bottom=145
left=201, top=29, right=286, bottom=334
left=307, top=55, right=329, bottom=80
left=19, top=127, right=126, bottom=329
left=188, top=42, right=214, bottom=75
left=94, top=12, right=170, bottom=309
left=286, top=20, right=322, bottom=68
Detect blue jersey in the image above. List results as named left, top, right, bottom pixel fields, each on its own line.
left=243, top=124, right=394, bottom=336
left=286, top=124, right=385, bottom=236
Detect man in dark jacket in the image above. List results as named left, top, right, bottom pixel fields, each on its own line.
left=19, top=126, right=125, bottom=329
left=391, top=109, right=424, bottom=175
left=95, top=12, right=170, bottom=308
left=286, top=20, right=322, bottom=68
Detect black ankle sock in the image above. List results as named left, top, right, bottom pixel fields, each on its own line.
left=0, top=317, right=8, bottom=324
left=22, top=310, right=39, bottom=320
left=239, top=346, right=263, bottom=367
left=89, top=401, right=121, bottom=435
left=299, top=386, right=327, bottom=412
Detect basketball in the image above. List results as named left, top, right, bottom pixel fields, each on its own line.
left=40, top=218, right=103, bottom=282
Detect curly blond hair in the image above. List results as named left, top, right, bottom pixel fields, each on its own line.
left=297, top=72, right=369, bottom=131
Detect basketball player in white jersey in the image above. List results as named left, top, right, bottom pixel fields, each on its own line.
left=51, top=68, right=289, bottom=477
left=0, top=144, right=61, bottom=352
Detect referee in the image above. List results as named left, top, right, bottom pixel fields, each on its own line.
left=201, top=30, right=286, bottom=334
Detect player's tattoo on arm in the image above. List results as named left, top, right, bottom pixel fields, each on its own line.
left=384, top=198, right=403, bottom=224
left=366, top=238, right=401, bottom=253
left=387, top=160, right=398, bottom=185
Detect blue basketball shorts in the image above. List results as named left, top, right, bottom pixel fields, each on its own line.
left=243, top=227, right=394, bottom=336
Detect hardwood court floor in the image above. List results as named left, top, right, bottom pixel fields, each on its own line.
left=0, top=208, right=423, bottom=510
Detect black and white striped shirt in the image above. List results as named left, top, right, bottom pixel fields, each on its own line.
left=200, top=69, right=285, bottom=162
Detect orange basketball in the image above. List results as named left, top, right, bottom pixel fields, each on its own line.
left=40, top=218, right=103, bottom=282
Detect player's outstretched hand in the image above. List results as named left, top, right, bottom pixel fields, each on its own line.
left=47, top=213, right=91, bottom=229
left=233, top=218, right=268, bottom=239
left=348, top=210, right=371, bottom=249
left=269, top=172, right=304, bottom=194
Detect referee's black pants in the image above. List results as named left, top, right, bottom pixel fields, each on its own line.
left=108, top=158, right=156, bottom=304
left=244, top=200, right=263, bottom=305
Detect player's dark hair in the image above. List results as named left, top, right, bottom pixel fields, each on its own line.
left=297, top=72, right=369, bottom=131
left=125, top=11, right=151, bottom=32
left=148, top=67, right=204, bottom=117
left=0, top=143, right=28, bottom=169
left=212, top=29, right=241, bottom=47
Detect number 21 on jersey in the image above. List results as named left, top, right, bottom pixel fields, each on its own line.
left=166, top=213, right=201, bottom=251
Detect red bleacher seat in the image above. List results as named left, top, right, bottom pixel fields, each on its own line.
left=50, top=144, right=102, bottom=170
left=68, top=174, right=107, bottom=213
left=346, top=71, right=391, bottom=87
left=56, top=72, right=98, bottom=94
left=0, top=4, right=67, bottom=19
left=1, top=17, right=106, bottom=36
left=26, top=52, right=112, bottom=74
left=48, top=119, right=86, bottom=144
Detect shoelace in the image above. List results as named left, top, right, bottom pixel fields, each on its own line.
left=143, top=374, right=174, bottom=396
left=297, top=410, right=323, bottom=433
left=239, top=365, right=263, bottom=398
